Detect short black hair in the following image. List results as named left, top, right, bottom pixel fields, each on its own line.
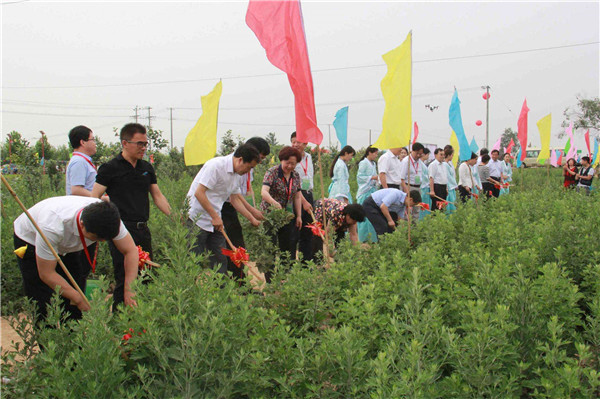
left=412, top=142, right=425, bottom=152
left=409, top=190, right=422, bottom=204
left=581, top=156, right=591, bottom=163
left=470, top=152, right=478, bottom=160
left=481, top=154, right=491, bottom=163
left=120, top=123, right=147, bottom=142
left=422, top=148, right=431, bottom=155
left=290, top=131, right=297, bottom=140
left=245, top=137, right=270, bottom=156
left=69, top=125, right=92, bottom=149
left=434, top=148, right=444, bottom=155
left=490, top=149, right=500, bottom=155
left=81, top=201, right=122, bottom=240
left=234, top=143, right=261, bottom=163
left=480, top=148, right=489, bottom=156
left=343, top=204, right=365, bottom=222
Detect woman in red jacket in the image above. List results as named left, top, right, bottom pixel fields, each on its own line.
left=563, top=158, right=578, bottom=188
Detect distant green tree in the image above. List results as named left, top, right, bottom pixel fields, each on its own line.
left=2, top=131, right=30, bottom=163
left=219, top=130, right=237, bottom=155
left=265, top=132, right=279, bottom=146
left=34, top=134, right=56, bottom=161
left=499, top=127, right=519, bottom=154
left=561, top=96, right=600, bottom=138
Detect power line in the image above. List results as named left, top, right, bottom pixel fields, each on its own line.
left=1, top=99, right=134, bottom=109
left=3, top=41, right=597, bottom=90
left=1, top=110, right=132, bottom=118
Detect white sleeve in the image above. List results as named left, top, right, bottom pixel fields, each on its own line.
left=378, top=156, right=389, bottom=174
left=114, top=221, right=129, bottom=241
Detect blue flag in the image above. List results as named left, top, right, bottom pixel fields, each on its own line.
left=448, top=90, right=472, bottom=162
left=333, top=106, right=349, bottom=148
left=470, top=136, right=479, bottom=155
left=516, top=148, right=522, bottom=167
left=592, top=138, right=599, bottom=166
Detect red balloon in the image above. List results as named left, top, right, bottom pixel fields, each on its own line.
left=476, top=120, right=482, bottom=126
left=482, top=92, right=490, bottom=100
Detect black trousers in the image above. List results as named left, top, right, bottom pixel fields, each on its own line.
left=489, top=177, right=501, bottom=197
left=387, top=183, right=401, bottom=190
left=313, top=227, right=345, bottom=257
left=109, top=221, right=152, bottom=309
left=266, top=219, right=298, bottom=283
left=221, top=201, right=246, bottom=279
left=458, top=185, right=471, bottom=203
left=363, top=196, right=394, bottom=237
left=431, top=183, right=448, bottom=211
left=188, top=222, right=227, bottom=274
left=482, top=182, right=495, bottom=198
left=297, top=190, right=314, bottom=262
left=14, top=234, right=89, bottom=325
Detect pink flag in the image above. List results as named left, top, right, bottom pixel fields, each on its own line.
left=585, top=129, right=591, bottom=156
left=505, top=138, right=515, bottom=155
left=517, top=98, right=529, bottom=161
left=566, top=143, right=578, bottom=161
left=412, top=122, right=419, bottom=144
left=492, top=137, right=502, bottom=152
left=550, top=148, right=558, bottom=167
left=246, top=0, right=323, bottom=145
left=566, top=121, right=574, bottom=141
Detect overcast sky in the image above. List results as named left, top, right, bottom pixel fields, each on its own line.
left=2, top=1, right=599, bottom=152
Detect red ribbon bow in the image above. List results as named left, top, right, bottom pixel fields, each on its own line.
left=307, top=221, right=325, bottom=237
left=417, top=202, right=430, bottom=211
left=470, top=193, right=479, bottom=199
left=221, top=247, right=250, bottom=268
left=436, top=201, right=448, bottom=210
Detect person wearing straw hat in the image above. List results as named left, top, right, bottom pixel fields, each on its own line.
left=186, top=143, right=261, bottom=274
left=13, top=197, right=137, bottom=324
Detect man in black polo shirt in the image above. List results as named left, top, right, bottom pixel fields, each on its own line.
left=91, top=123, right=171, bottom=308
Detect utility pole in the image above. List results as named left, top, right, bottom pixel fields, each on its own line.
left=169, top=107, right=174, bottom=150
left=39, top=131, right=46, bottom=174
left=133, top=106, right=139, bottom=123
left=146, top=106, right=154, bottom=152
left=482, top=85, right=491, bottom=148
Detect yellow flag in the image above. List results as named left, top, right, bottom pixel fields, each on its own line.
left=373, top=31, right=412, bottom=150
left=536, top=113, right=551, bottom=165
left=450, top=131, right=459, bottom=166
left=184, top=81, right=223, bottom=166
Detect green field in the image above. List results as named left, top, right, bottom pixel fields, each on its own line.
left=1, top=163, right=599, bottom=398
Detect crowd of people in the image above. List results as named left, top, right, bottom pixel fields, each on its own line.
left=11, top=123, right=596, bottom=326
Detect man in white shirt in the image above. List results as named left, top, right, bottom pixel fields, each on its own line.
left=428, top=148, right=448, bottom=211
left=458, top=153, right=479, bottom=202
left=378, top=147, right=403, bottom=189
left=362, top=188, right=421, bottom=237
left=399, top=142, right=425, bottom=194
left=575, top=156, right=595, bottom=195
left=291, top=131, right=316, bottom=262
left=13, top=197, right=138, bottom=324
left=488, top=149, right=504, bottom=197
left=221, top=137, right=269, bottom=280
left=187, top=144, right=261, bottom=274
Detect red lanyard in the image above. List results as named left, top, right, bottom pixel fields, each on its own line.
left=409, top=155, right=419, bottom=175
left=281, top=176, right=294, bottom=204
left=300, top=156, right=309, bottom=175
left=246, top=173, right=251, bottom=192
left=76, top=208, right=98, bottom=273
left=73, top=153, right=97, bottom=171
